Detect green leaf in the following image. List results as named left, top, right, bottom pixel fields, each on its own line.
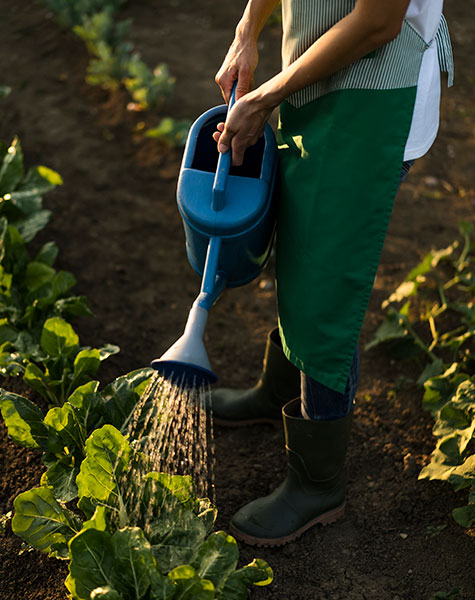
left=149, top=568, right=176, bottom=600
left=67, top=380, right=103, bottom=434
left=19, top=164, right=63, bottom=194
left=365, top=309, right=409, bottom=351
left=0, top=137, right=24, bottom=196
left=0, top=389, right=48, bottom=449
left=50, top=270, right=77, bottom=298
left=417, top=359, right=445, bottom=387
left=12, top=486, right=81, bottom=557
left=90, top=586, right=123, bottom=600
left=220, top=558, right=273, bottom=599
left=35, top=241, right=58, bottom=266
left=150, top=506, right=207, bottom=573
left=167, top=565, right=214, bottom=600
left=196, top=498, right=217, bottom=534
left=73, top=348, right=101, bottom=381
left=34, top=271, right=77, bottom=309
left=99, top=343, right=120, bottom=361
left=0, top=347, right=25, bottom=376
left=23, top=362, right=54, bottom=403
left=102, top=368, right=154, bottom=431
left=82, top=505, right=109, bottom=532
left=41, top=317, right=79, bottom=357
left=111, top=527, right=158, bottom=598
left=41, top=456, right=79, bottom=502
left=423, top=366, right=469, bottom=415
left=3, top=188, right=42, bottom=216
left=452, top=504, right=475, bottom=528
left=3, top=224, right=30, bottom=277
left=54, top=295, right=93, bottom=318
left=193, top=531, right=239, bottom=591
left=0, top=319, right=18, bottom=344
left=67, top=529, right=116, bottom=600
left=448, top=456, right=475, bottom=491
left=45, top=401, right=86, bottom=448
left=76, top=425, right=130, bottom=525
left=24, top=261, right=56, bottom=291
left=145, top=118, right=190, bottom=147
left=16, top=209, right=51, bottom=242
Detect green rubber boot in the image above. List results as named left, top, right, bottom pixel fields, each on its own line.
left=229, top=398, right=352, bottom=546
left=210, top=327, right=300, bottom=426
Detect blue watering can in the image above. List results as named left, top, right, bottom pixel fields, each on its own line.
left=151, top=84, right=278, bottom=387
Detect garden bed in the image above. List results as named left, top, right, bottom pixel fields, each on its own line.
left=0, top=1, right=474, bottom=599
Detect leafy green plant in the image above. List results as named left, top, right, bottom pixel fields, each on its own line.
left=12, top=424, right=273, bottom=599
left=0, top=137, right=62, bottom=242
left=41, top=1, right=185, bottom=145
left=0, top=369, right=153, bottom=502
left=366, top=222, right=474, bottom=373
left=146, top=118, right=190, bottom=148
left=0, top=225, right=93, bottom=374
left=42, top=0, right=127, bottom=28
left=419, top=375, right=475, bottom=527
left=123, top=57, right=175, bottom=111
left=73, top=10, right=133, bottom=87
left=367, top=223, right=474, bottom=527
left=20, top=317, right=119, bottom=406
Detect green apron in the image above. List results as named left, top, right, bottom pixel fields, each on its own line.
left=276, top=1, right=453, bottom=394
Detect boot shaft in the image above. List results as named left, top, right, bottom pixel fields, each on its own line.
left=283, top=399, right=352, bottom=483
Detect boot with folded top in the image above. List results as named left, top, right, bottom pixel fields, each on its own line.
left=210, top=327, right=301, bottom=426
left=229, top=398, right=352, bottom=546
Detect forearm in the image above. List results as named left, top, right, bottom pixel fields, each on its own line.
left=236, top=0, right=281, bottom=43
left=255, top=0, right=410, bottom=107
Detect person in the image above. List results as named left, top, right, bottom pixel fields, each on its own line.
left=211, top=0, right=453, bottom=547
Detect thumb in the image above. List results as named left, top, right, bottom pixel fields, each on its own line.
left=218, top=126, right=233, bottom=154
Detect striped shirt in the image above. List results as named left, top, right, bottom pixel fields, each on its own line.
left=281, top=0, right=454, bottom=108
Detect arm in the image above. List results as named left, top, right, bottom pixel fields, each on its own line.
left=215, top=0, right=411, bottom=166
left=215, top=0, right=280, bottom=103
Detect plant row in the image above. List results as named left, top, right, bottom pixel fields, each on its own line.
left=41, top=0, right=189, bottom=146
left=366, top=222, right=475, bottom=528
left=0, top=133, right=273, bottom=598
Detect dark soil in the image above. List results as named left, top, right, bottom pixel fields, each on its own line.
left=0, top=1, right=474, bottom=599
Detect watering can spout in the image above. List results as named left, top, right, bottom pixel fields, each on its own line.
left=151, top=237, right=225, bottom=387
left=150, top=304, right=217, bottom=387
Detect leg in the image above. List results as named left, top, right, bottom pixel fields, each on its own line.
left=301, top=345, right=360, bottom=420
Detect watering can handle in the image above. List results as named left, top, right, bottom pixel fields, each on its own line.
left=212, top=82, right=237, bottom=212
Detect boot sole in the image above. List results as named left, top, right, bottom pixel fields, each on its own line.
left=213, top=416, right=282, bottom=428
left=229, top=503, right=345, bottom=547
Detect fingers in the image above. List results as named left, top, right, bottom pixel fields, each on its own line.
left=217, top=124, right=234, bottom=155
left=215, top=68, right=253, bottom=104
left=222, top=126, right=258, bottom=167
left=212, top=122, right=225, bottom=144
left=215, top=69, right=237, bottom=104
left=234, top=67, right=253, bottom=101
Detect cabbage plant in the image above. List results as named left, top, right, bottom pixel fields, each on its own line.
left=12, top=425, right=273, bottom=599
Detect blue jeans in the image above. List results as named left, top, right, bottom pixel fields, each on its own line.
left=301, top=160, right=414, bottom=420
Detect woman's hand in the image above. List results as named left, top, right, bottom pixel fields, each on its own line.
left=212, top=88, right=276, bottom=167
left=215, top=35, right=259, bottom=104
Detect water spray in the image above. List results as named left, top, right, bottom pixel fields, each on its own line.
left=151, top=84, right=278, bottom=387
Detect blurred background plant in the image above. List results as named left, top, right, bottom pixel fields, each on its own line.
left=42, top=0, right=189, bottom=145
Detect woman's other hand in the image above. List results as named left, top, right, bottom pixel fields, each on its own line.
left=215, top=35, right=259, bottom=104
left=212, top=89, right=275, bottom=167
